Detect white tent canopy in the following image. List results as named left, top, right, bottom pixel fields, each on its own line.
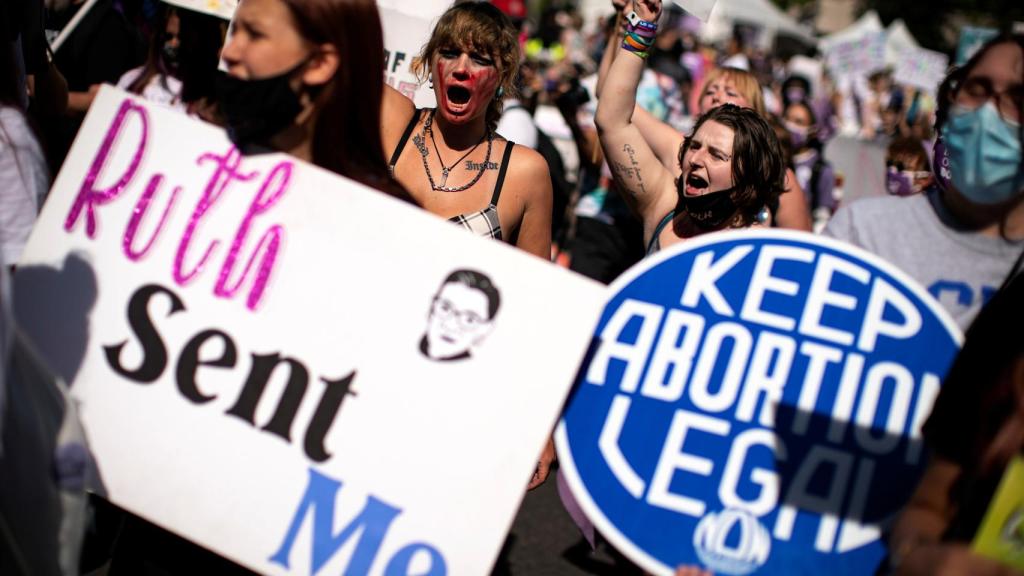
left=818, top=9, right=883, bottom=50
left=703, top=0, right=816, bottom=47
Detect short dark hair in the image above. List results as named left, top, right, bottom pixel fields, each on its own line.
left=886, top=136, right=930, bottom=172
left=677, top=104, right=787, bottom=227
left=439, top=269, right=501, bottom=319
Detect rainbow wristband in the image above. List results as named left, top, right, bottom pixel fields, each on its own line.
left=621, top=37, right=650, bottom=59
left=625, top=31, right=654, bottom=49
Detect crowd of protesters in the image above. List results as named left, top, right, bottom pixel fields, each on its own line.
left=1, top=0, right=1023, bottom=573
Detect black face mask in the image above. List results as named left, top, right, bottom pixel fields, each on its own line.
left=162, top=43, right=179, bottom=72
left=677, top=185, right=738, bottom=229
left=215, top=62, right=307, bottom=146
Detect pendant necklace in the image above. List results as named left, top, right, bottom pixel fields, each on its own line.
left=415, top=110, right=493, bottom=193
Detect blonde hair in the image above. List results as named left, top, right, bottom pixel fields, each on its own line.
left=700, top=67, right=766, bottom=117
left=411, top=2, right=519, bottom=132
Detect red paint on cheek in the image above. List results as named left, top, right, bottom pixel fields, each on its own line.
left=473, top=68, right=498, bottom=95
left=436, top=61, right=449, bottom=110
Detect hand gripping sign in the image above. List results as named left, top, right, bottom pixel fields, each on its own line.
left=556, top=230, right=962, bottom=575
left=15, top=87, right=604, bottom=575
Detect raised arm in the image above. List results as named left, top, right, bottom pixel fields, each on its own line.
left=595, top=0, right=674, bottom=228
left=596, top=0, right=685, bottom=178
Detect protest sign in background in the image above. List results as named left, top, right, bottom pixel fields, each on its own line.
left=557, top=230, right=961, bottom=575
left=823, top=31, right=886, bottom=80
left=893, top=47, right=949, bottom=94
left=163, top=0, right=236, bottom=19
left=15, top=86, right=605, bottom=575
left=380, top=6, right=439, bottom=109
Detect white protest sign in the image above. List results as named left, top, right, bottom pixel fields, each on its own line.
left=824, top=31, right=887, bottom=79
left=557, top=230, right=962, bottom=575
left=163, top=0, right=237, bottom=19
left=672, top=0, right=716, bottom=22
left=893, top=46, right=949, bottom=94
left=377, top=0, right=452, bottom=20
left=380, top=7, right=438, bottom=109
left=15, top=86, right=605, bottom=575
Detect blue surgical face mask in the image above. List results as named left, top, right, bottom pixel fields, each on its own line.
left=942, top=101, right=1024, bottom=205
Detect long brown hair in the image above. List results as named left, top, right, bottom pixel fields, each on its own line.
left=281, top=0, right=414, bottom=203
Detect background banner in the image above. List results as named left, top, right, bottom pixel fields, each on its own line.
left=557, top=230, right=962, bottom=575
left=15, top=87, right=605, bottom=575
left=893, top=46, right=949, bottom=94
left=380, top=6, right=440, bottom=109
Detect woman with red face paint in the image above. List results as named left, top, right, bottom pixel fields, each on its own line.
left=380, top=2, right=554, bottom=491
left=595, top=0, right=812, bottom=233
left=595, top=0, right=787, bottom=254
left=381, top=2, right=553, bottom=260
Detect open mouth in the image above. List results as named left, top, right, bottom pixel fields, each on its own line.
left=447, top=85, right=471, bottom=106
left=684, top=173, right=709, bottom=195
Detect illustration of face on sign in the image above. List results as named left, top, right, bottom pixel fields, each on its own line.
left=556, top=230, right=962, bottom=575
left=420, top=269, right=501, bottom=362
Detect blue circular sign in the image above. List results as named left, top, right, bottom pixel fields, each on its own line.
left=557, top=230, right=961, bottom=575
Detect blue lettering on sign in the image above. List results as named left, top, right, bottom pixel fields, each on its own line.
left=270, top=467, right=448, bottom=575
left=558, top=232, right=961, bottom=575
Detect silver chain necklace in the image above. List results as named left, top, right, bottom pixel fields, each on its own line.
left=413, top=111, right=493, bottom=193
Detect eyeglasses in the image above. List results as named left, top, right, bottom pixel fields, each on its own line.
left=955, top=76, right=1024, bottom=123
left=432, top=297, right=486, bottom=330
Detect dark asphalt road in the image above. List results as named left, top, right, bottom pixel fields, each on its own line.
left=492, top=466, right=644, bottom=576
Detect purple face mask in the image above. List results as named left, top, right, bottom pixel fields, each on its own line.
left=886, top=170, right=914, bottom=196
left=784, top=120, right=811, bottom=149
left=886, top=168, right=930, bottom=196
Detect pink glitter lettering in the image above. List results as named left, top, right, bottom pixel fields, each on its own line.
left=64, top=99, right=149, bottom=237
left=123, top=175, right=181, bottom=261
left=214, top=161, right=291, bottom=311
left=174, top=146, right=256, bottom=285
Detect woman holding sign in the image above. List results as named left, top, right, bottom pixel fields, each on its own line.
left=595, top=0, right=787, bottom=255
left=380, top=2, right=553, bottom=260
left=379, top=2, right=555, bottom=490
left=218, top=0, right=413, bottom=202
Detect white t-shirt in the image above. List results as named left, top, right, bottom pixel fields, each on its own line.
left=116, top=66, right=185, bottom=112
left=496, top=98, right=538, bottom=149
left=0, top=107, right=48, bottom=267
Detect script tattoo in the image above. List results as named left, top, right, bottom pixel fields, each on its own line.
left=611, top=160, right=634, bottom=180
left=413, top=134, right=429, bottom=158
left=465, top=160, right=500, bottom=171
left=623, top=143, right=647, bottom=195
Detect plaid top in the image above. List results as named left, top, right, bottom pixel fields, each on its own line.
left=389, top=109, right=515, bottom=242
left=447, top=141, right=514, bottom=240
